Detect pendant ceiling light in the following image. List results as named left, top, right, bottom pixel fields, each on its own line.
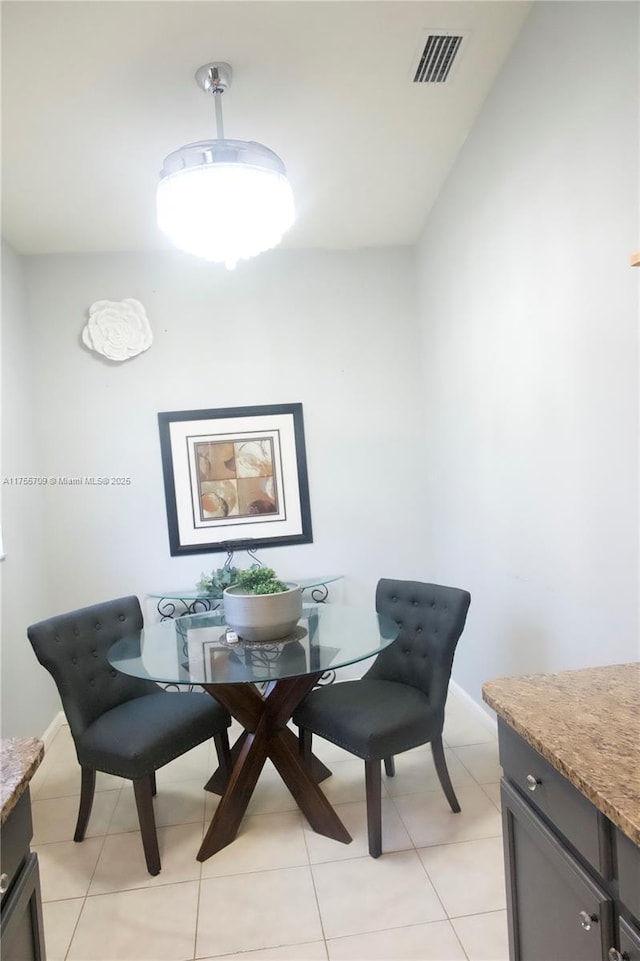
left=157, top=63, right=295, bottom=269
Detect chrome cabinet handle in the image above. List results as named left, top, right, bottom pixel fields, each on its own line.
left=608, top=949, right=629, bottom=961
left=526, top=774, right=541, bottom=792
left=579, top=911, right=598, bottom=932
left=0, top=873, right=8, bottom=894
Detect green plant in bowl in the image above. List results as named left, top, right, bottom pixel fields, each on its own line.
left=223, top=567, right=301, bottom=641
left=235, top=566, right=288, bottom=595
left=196, top=566, right=240, bottom=597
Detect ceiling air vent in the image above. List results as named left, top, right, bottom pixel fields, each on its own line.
left=413, top=34, right=464, bottom=84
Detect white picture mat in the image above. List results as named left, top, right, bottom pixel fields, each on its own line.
left=169, top=412, right=304, bottom=548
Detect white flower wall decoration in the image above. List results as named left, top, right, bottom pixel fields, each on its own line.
left=82, top=299, right=153, bottom=361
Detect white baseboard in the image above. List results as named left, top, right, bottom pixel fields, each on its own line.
left=41, top=710, right=66, bottom=748
left=449, top=679, right=498, bottom=737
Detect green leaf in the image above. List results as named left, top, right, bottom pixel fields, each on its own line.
left=235, top=566, right=288, bottom=595
left=197, top=566, right=241, bottom=596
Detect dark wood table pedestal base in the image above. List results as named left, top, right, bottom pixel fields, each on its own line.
left=198, top=674, right=352, bottom=861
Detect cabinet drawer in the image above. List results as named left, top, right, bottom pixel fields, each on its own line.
left=0, top=791, right=33, bottom=904
left=499, top=720, right=605, bottom=876
left=617, top=829, right=640, bottom=920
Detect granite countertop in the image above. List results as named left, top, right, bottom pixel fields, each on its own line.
left=482, top=662, right=640, bottom=846
left=1, top=737, right=44, bottom=825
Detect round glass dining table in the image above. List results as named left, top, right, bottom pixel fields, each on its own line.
left=109, top=604, right=399, bottom=860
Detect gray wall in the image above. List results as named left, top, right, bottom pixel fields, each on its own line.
left=17, top=246, right=424, bottom=646
left=416, top=1, right=639, bottom=705
left=4, top=246, right=425, bottom=734
left=1, top=240, right=61, bottom=736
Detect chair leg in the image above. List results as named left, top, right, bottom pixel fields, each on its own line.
left=74, top=766, right=96, bottom=841
left=431, top=735, right=461, bottom=813
left=383, top=756, right=395, bottom=777
left=298, top=727, right=312, bottom=762
left=133, top=775, right=161, bottom=876
left=213, top=730, right=233, bottom=786
left=150, top=771, right=157, bottom=796
left=364, top=759, right=382, bottom=858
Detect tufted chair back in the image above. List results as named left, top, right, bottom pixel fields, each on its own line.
left=27, top=596, right=159, bottom=739
left=366, top=579, right=471, bottom=714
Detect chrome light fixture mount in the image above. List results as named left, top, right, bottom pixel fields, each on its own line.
left=157, top=62, right=295, bottom=269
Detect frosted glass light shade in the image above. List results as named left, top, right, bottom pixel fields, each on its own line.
left=157, top=139, right=294, bottom=269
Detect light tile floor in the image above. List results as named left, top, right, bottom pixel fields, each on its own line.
left=30, top=688, right=508, bottom=961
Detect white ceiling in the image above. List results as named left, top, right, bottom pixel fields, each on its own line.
left=1, top=1, right=531, bottom=256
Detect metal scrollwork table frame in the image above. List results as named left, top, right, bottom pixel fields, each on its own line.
left=146, top=575, right=343, bottom=621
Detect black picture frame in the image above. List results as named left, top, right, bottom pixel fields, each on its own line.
left=158, top=403, right=313, bottom=556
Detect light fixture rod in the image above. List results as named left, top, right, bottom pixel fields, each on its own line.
left=214, top=89, right=224, bottom=140
left=195, top=63, right=232, bottom=140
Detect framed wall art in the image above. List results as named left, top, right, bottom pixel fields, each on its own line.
left=158, top=403, right=313, bottom=556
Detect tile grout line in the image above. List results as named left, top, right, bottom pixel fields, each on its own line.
left=62, top=896, right=86, bottom=961
left=188, top=791, right=207, bottom=960
left=301, top=810, right=331, bottom=959
left=62, top=777, right=125, bottom=960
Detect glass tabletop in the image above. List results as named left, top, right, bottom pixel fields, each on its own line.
left=145, top=575, right=343, bottom=601
left=108, top=603, right=398, bottom=685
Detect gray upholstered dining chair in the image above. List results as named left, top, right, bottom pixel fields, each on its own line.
left=27, top=595, right=232, bottom=875
left=293, top=578, right=471, bottom=857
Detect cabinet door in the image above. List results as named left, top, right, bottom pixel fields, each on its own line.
left=617, top=917, right=640, bottom=961
left=0, top=853, right=46, bottom=961
left=502, top=779, right=614, bottom=961
left=617, top=830, right=640, bottom=921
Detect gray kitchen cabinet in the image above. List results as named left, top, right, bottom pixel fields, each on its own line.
left=498, top=719, right=640, bottom=961
left=502, top=778, right=614, bottom=960
left=0, top=789, right=46, bottom=961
